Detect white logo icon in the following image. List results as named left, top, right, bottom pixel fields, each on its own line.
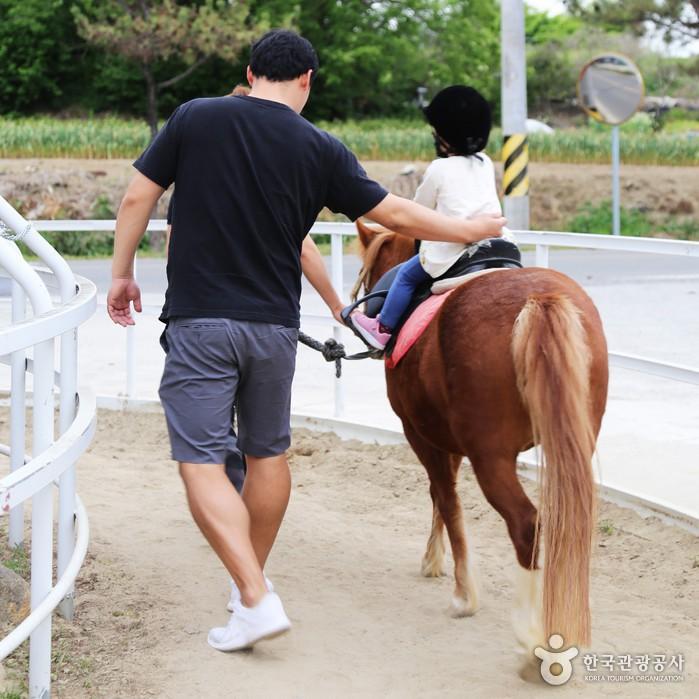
left=534, top=634, right=579, bottom=685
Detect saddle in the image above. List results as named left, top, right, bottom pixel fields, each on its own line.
left=342, top=237, right=522, bottom=356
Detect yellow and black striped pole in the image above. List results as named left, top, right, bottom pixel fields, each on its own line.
left=502, top=133, right=529, bottom=198
left=501, top=0, right=530, bottom=229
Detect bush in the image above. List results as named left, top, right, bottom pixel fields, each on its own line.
left=567, top=200, right=699, bottom=240
left=568, top=200, right=652, bottom=237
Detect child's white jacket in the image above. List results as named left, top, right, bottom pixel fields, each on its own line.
left=415, top=153, right=503, bottom=278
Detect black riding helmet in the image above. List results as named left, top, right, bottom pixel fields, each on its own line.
left=422, top=85, right=492, bottom=158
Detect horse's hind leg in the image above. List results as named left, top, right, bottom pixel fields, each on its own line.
left=470, top=453, right=544, bottom=658
left=421, top=500, right=446, bottom=577
left=404, top=427, right=479, bottom=617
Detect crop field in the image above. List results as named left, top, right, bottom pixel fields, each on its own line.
left=1, top=115, right=698, bottom=165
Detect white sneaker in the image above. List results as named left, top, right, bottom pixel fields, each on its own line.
left=227, top=576, right=274, bottom=612
left=207, top=592, right=291, bottom=651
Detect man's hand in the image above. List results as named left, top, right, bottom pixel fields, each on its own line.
left=332, top=304, right=345, bottom=325
left=467, top=213, right=507, bottom=242
left=107, top=278, right=142, bottom=326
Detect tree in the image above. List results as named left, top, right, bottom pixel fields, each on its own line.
left=245, top=0, right=500, bottom=120
left=565, top=1, right=699, bottom=45
left=525, top=8, right=584, bottom=114
left=73, top=0, right=258, bottom=136
left=420, top=0, right=501, bottom=110
left=0, top=0, right=80, bottom=113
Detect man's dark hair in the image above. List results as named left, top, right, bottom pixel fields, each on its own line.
left=249, top=30, right=319, bottom=82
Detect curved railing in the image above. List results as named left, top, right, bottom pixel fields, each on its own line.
left=0, top=195, right=97, bottom=699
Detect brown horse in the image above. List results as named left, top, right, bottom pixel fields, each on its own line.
left=353, top=221, right=608, bottom=663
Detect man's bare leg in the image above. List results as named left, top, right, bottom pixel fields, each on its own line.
left=179, top=462, right=266, bottom=607
left=242, top=453, right=291, bottom=569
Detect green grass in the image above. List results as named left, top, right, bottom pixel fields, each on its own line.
left=0, top=116, right=149, bottom=158
left=0, top=528, right=28, bottom=699
left=0, top=690, right=24, bottom=699
left=598, top=519, right=615, bottom=536
left=664, top=119, right=699, bottom=134
left=1, top=115, right=698, bottom=165
left=567, top=200, right=699, bottom=240
left=1, top=543, right=30, bottom=579
left=323, top=115, right=699, bottom=165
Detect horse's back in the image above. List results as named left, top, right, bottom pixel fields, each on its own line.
left=440, top=267, right=605, bottom=353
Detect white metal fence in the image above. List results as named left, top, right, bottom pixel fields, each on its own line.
left=32, top=219, right=699, bottom=414
left=0, top=197, right=97, bottom=699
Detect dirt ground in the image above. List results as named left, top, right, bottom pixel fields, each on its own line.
left=1, top=158, right=697, bottom=231
left=2, top=408, right=697, bottom=698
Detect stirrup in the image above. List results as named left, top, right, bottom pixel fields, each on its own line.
left=340, top=291, right=388, bottom=357
left=340, top=290, right=388, bottom=326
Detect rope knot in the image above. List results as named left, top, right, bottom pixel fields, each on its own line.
left=320, top=337, right=346, bottom=362
left=298, top=330, right=377, bottom=379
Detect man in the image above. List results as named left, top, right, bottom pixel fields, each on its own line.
left=108, top=29, right=505, bottom=652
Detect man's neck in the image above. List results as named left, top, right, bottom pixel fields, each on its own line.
left=249, top=79, right=301, bottom=113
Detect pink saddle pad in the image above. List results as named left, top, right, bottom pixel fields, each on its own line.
left=385, top=290, right=454, bottom=369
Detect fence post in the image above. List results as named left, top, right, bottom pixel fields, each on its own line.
left=330, top=231, right=345, bottom=417
left=536, top=243, right=550, bottom=268
left=57, top=323, right=78, bottom=620
left=28, top=337, right=55, bottom=699
left=9, top=281, right=26, bottom=548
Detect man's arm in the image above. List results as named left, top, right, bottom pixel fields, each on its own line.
left=365, top=193, right=505, bottom=243
left=301, top=235, right=344, bottom=323
left=107, top=171, right=164, bottom=326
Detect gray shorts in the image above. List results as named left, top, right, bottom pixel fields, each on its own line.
left=159, top=317, right=298, bottom=463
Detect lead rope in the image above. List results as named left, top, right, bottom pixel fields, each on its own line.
left=298, top=330, right=378, bottom=378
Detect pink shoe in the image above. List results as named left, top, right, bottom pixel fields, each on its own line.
left=350, top=312, right=391, bottom=350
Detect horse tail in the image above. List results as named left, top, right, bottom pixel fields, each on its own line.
left=512, top=292, right=596, bottom=647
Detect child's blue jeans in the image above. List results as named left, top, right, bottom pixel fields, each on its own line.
left=380, top=254, right=431, bottom=330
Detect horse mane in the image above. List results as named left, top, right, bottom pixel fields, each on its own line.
left=350, top=231, right=397, bottom=301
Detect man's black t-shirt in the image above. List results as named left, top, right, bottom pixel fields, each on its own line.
left=134, top=96, right=388, bottom=328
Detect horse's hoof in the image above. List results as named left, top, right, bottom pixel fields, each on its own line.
left=449, top=595, right=478, bottom=618
left=517, top=655, right=545, bottom=684
left=514, top=629, right=546, bottom=674
left=420, top=557, right=446, bottom=578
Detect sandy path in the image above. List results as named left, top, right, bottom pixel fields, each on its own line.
left=3, top=408, right=697, bottom=698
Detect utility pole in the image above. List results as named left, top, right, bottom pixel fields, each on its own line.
left=501, top=0, right=530, bottom=230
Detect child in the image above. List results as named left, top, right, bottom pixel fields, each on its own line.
left=349, top=85, right=505, bottom=350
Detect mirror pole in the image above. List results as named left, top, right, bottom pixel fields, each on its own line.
left=611, top=125, right=621, bottom=236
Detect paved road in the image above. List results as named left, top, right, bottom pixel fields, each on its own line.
left=69, top=248, right=699, bottom=295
